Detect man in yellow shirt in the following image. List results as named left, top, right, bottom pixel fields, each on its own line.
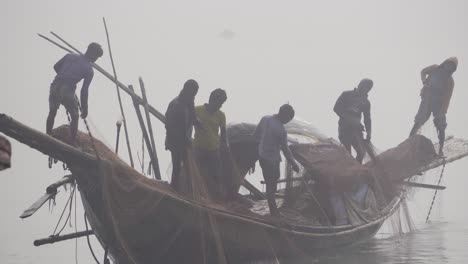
left=194, top=89, right=228, bottom=199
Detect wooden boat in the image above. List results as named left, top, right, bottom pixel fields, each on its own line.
left=2, top=113, right=467, bottom=264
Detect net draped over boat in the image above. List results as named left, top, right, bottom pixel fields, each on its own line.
left=52, top=123, right=437, bottom=263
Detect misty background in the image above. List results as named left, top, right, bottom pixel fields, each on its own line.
left=1, top=0, right=467, bottom=263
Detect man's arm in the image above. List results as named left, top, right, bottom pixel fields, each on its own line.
left=363, top=101, right=372, bottom=141
left=220, top=113, right=228, bottom=148
left=440, top=77, right=455, bottom=114
left=53, top=54, right=68, bottom=74
left=333, top=92, right=346, bottom=117
left=420, top=65, right=438, bottom=84
left=79, top=71, right=94, bottom=118
left=253, top=117, right=265, bottom=142
left=280, top=130, right=299, bottom=172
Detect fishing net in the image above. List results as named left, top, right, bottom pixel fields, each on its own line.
left=50, top=122, right=439, bottom=263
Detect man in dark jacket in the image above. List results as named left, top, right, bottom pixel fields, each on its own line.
left=46, top=42, right=103, bottom=145
left=409, top=57, right=458, bottom=157
left=333, top=78, right=373, bottom=163
left=165, top=79, right=199, bottom=191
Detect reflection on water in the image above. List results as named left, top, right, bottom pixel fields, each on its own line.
left=248, top=221, right=468, bottom=264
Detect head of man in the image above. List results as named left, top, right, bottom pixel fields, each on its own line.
left=85, top=42, right=104, bottom=63
left=356, top=78, right=373, bottom=96
left=208, top=88, right=227, bottom=112
left=278, top=104, right=295, bottom=124
left=441, top=57, right=458, bottom=74
left=179, top=79, right=199, bottom=104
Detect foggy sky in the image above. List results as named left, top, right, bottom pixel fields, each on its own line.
left=1, top=0, right=467, bottom=262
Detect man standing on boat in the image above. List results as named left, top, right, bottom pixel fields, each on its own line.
left=409, top=57, right=458, bottom=157
left=46, top=42, right=103, bottom=145
left=165, top=79, right=199, bottom=191
left=254, top=104, right=300, bottom=217
left=193, top=88, right=228, bottom=199
left=333, top=78, right=373, bottom=164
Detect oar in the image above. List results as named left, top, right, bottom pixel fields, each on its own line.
left=20, top=175, right=75, bottom=219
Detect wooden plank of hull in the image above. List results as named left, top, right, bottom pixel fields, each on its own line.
left=77, top=164, right=401, bottom=264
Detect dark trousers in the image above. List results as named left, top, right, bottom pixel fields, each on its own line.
left=410, top=91, right=447, bottom=154
left=338, top=122, right=365, bottom=163
left=170, top=147, right=187, bottom=192
left=259, top=158, right=281, bottom=216
left=46, top=82, right=79, bottom=144
left=195, top=148, right=223, bottom=199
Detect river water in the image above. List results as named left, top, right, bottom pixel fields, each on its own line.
left=252, top=221, right=468, bottom=264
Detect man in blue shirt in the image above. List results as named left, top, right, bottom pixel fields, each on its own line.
left=46, top=42, right=103, bottom=145
left=254, top=104, right=300, bottom=216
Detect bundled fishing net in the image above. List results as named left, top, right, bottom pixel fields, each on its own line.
left=49, top=122, right=439, bottom=263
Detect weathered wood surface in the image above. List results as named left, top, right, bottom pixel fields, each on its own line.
left=34, top=230, right=94, bottom=246
left=20, top=175, right=75, bottom=219
left=0, top=114, right=97, bottom=166
left=401, top=181, right=446, bottom=190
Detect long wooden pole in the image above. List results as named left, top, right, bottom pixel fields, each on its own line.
left=38, top=32, right=166, bottom=123
left=103, top=17, right=134, bottom=168
left=128, top=85, right=160, bottom=179
left=139, top=77, right=161, bottom=179
left=0, top=114, right=97, bottom=166
left=34, top=230, right=94, bottom=246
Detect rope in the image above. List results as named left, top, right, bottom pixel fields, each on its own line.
left=84, top=212, right=101, bottom=264
left=75, top=187, right=78, bottom=264
left=74, top=95, right=101, bottom=160
left=52, top=185, right=76, bottom=236
left=425, top=158, right=446, bottom=223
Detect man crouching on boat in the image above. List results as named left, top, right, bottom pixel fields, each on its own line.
left=165, top=79, right=199, bottom=192
left=254, top=104, right=300, bottom=217
left=193, top=88, right=228, bottom=200
left=46, top=42, right=103, bottom=145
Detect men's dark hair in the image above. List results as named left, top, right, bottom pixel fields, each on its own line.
left=85, top=42, right=104, bottom=59
left=279, top=104, right=295, bottom=120
left=358, top=78, right=373, bottom=91
left=209, top=88, right=227, bottom=104
left=181, top=79, right=199, bottom=94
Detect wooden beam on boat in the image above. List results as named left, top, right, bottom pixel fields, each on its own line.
left=401, top=181, right=446, bottom=190
left=241, top=179, right=266, bottom=200
left=0, top=114, right=97, bottom=167
left=20, top=175, right=75, bottom=219
left=128, top=85, right=158, bottom=179
left=139, top=77, right=161, bottom=179
left=38, top=32, right=166, bottom=124
left=260, top=177, right=306, bottom=185
left=34, top=230, right=94, bottom=246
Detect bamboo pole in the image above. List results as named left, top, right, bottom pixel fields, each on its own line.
left=34, top=230, right=94, bottom=246
left=128, top=85, right=160, bottom=179
left=38, top=32, right=166, bottom=123
left=103, top=17, right=134, bottom=168
left=139, top=77, right=161, bottom=179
